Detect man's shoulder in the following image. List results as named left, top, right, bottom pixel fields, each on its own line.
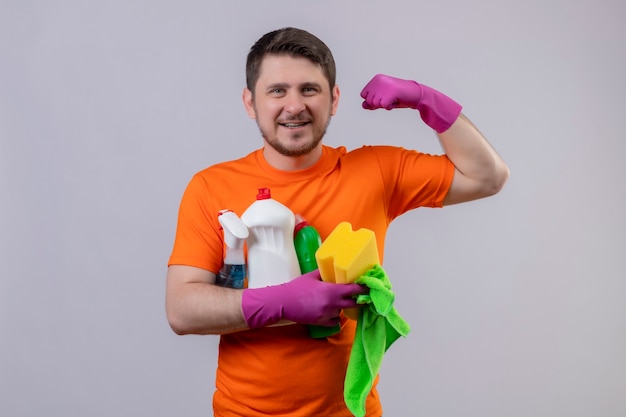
left=338, top=144, right=405, bottom=160
left=325, top=144, right=392, bottom=157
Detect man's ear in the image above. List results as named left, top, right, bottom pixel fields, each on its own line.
left=331, top=84, right=340, bottom=116
left=242, top=88, right=256, bottom=119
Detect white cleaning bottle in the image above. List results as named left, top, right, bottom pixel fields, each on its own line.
left=241, top=188, right=301, bottom=288
left=216, top=209, right=249, bottom=289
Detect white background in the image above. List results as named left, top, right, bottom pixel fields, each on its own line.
left=1, top=1, right=625, bottom=416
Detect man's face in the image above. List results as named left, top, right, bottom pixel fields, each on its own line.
left=243, top=54, right=339, bottom=157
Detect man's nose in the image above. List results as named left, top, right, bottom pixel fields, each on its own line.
left=284, top=91, right=306, bottom=115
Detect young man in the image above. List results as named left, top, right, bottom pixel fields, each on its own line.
left=166, top=27, right=509, bottom=416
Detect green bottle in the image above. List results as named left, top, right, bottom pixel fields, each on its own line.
left=294, top=215, right=341, bottom=339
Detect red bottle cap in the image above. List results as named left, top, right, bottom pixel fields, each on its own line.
left=256, top=188, right=271, bottom=200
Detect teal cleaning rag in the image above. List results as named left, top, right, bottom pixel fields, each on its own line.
left=344, top=265, right=411, bottom=417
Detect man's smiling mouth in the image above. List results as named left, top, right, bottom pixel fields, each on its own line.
left=280, top=122, right=309, bottom=128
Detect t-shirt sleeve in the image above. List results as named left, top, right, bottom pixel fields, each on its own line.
left=167, top=173, right=223, bottom=273
left=369, top=146, right=454, bottom=218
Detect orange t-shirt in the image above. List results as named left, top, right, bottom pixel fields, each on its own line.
left=169, top=145, right=454, bottom=416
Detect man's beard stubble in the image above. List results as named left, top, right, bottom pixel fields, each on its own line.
left=259, top=118, right=331, bottom=157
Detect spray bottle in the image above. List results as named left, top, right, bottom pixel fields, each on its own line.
left=241, top=188, right=301, bottom=289
left=216, top=209, right=248, bottom=289
left=294, top=214, right=341, bottom=338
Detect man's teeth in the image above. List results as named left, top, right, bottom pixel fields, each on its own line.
left=283, top=123, right=306, bottom=128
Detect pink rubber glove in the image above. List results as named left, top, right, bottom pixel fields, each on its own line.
left=242, top=269, right=367, bottom=328
left=360, top=74, right=462, bottom=133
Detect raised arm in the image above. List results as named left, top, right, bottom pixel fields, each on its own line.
left=437, top=113, right=509, bottom=205
left=360, top=74, right=509, bottom=205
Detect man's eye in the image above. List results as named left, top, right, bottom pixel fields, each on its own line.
left=303, top=87, right=318, bottom=95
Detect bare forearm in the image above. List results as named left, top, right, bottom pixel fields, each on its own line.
left=439, top=114, right=509, bottom=204
left=166, top=267, right=248, bottom=335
